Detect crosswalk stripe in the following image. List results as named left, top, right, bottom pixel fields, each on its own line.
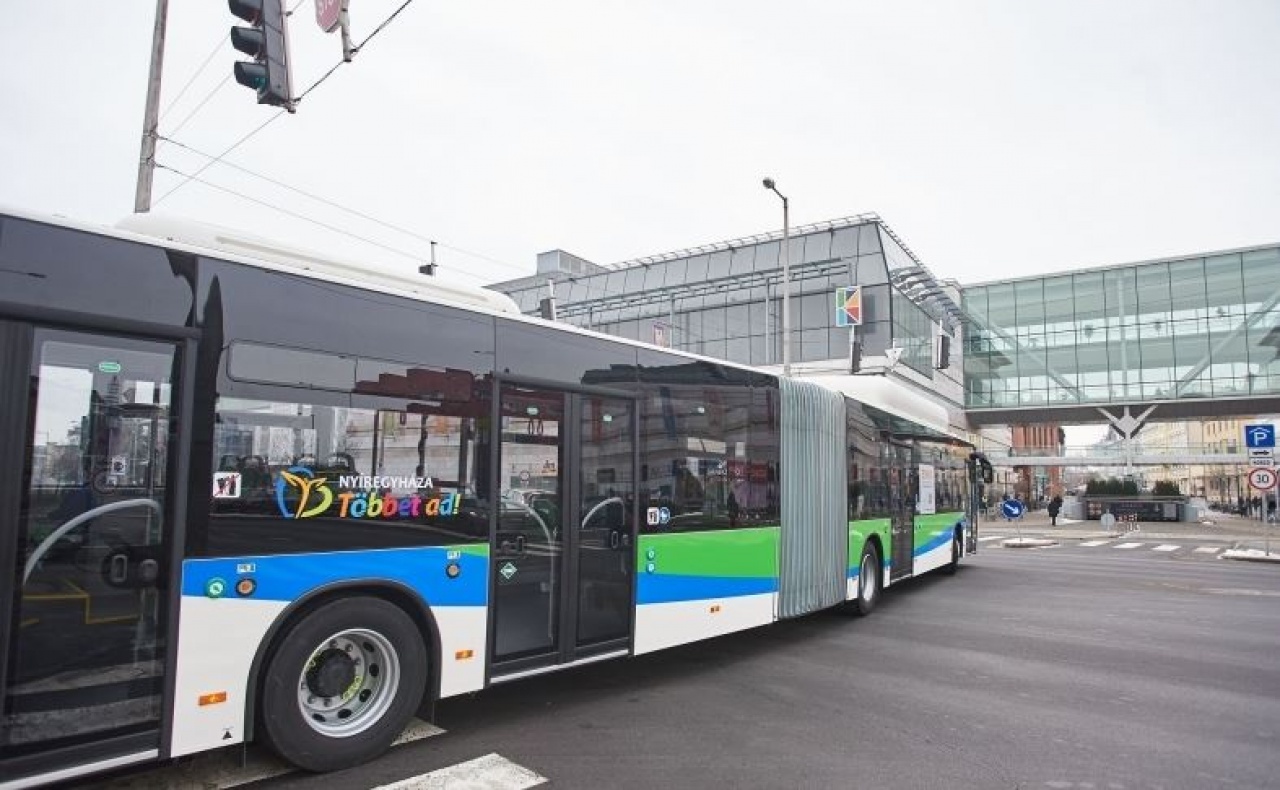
left=1114, top=542, right=1143, bottom=549
left=1078, top=540, right=1111, bottom=547
left=371, top=753, right=548, bottom=790
left=1152, top=544, right=1180, bottom=552
left=978, top=535, right=1004, bottom=542
left=1194, top=546, right=1222, bottom=554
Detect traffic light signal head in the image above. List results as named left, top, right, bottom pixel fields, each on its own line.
left=229, top=0, right=293, bottom=109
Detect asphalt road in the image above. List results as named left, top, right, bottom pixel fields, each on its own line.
left=93, top=544, right=1280, bottom=790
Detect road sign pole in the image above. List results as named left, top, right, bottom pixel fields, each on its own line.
left=1264, top=485, right=1272, bottom=556
left=1247, top=465, right=1279, bottom=555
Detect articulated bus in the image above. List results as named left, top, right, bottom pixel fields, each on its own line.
left=0, top=207, right=983, bottom=788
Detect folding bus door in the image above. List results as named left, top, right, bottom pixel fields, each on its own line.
left=0, top=324, right=187, bottom=784
left=490, top=383, right=635, bottom=678
left=886, top=439, right=914, bottom=582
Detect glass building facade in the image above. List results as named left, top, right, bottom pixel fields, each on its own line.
left=963, top=245, right=1280, bottom=417
left=494, top=216, right=962, bottom=383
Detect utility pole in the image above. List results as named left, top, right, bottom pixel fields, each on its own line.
left=762, top=177, right=791, bottom=376
left=134, top=0, right=169, bottom=213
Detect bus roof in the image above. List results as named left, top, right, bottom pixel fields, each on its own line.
left=0, top=204, right=523, bottom=317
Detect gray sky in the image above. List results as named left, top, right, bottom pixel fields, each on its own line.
left=3, top=1, right=1279, bottom=292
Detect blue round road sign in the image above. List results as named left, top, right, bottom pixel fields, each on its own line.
left=1001, top=500, right=1025, bottom=519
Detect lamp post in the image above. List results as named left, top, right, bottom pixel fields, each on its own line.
left=762, top=177, right=790, bottom=376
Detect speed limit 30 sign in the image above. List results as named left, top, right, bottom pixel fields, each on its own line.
left=1248, top=467, right=1279, bottom=491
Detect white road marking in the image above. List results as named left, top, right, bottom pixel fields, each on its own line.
left=1152, top=544, right=1180, bottom=552
left=371, top=753, right=548, bottom=790
left=978, top=535, right=1004, bottom=542
left=1113, top=542, right=1144, bottom=550
left=1194, top=546, right=1222, bottom=554
left=1078, top=540, right=1111, bottom=547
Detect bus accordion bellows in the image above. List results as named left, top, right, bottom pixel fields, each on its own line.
left=0, top=207, right=982, bottom=788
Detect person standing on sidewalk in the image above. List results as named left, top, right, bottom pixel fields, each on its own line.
left=1047, top=494, right=1062, bottom=526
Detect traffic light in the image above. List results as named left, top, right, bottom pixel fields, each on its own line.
left=229, top=0, right=293, bottom=109
left=968, top=452, right=994, bottom=484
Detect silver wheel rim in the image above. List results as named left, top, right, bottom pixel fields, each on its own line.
left=860, top=553, right=877, bottom=603
left=296, top=628, right=401, bottom=738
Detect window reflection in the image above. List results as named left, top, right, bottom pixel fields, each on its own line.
left=205, top=366, right=492, bottom=556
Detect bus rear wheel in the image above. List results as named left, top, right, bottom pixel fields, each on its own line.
left=258, top=596, right=427, bottom=772
left=944, top=530, right=962, bottom=575
left=849, top=542, right=881, bottom=616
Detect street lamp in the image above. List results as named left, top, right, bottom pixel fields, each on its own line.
left=762, top=177, right=790, bottom=376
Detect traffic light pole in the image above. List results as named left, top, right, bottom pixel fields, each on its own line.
left=134, top=0, right=169, bottom=213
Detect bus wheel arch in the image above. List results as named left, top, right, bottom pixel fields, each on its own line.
left=944, top=524, right=963, bottom=575
left=848, top=536, right=882, bottom=617
left=246, top=583, right=441, bottom=769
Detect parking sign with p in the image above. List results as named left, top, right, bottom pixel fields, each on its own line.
left=1245, top=424, right=1276, bottom=449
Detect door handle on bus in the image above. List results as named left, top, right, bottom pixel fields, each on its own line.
left=109, top=553, right=129, bottom=585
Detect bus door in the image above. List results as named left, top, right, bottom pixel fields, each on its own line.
left=490, top=383, right=635, bottom=676
left=0, top=326, right=184, bottom=779
left=886, top=439, right=914, bottom=582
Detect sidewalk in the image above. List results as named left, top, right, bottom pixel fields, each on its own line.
left=976, top=509, right=1280, bottom=562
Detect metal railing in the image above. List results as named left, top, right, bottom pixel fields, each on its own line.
left=985, top=443, right=1247, bottom=459
left=977, top=443, right=1257, bottom=467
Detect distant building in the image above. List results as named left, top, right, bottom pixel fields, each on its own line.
left=1009, top=423, right=1064, bottom=503
left=491, top=214, right=969, bottom=437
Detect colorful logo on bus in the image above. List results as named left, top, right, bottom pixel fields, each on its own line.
left=274, top=466, right=460, bottom=519
left=276, top=466, right=334, bottom=518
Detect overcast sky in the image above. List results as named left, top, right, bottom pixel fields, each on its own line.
left=3, top=1, right=1278, bottom=293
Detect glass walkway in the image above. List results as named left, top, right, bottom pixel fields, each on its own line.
left=962, top=244, right=1280, bottom=425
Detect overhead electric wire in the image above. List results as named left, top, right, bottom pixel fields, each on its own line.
left=165, top=75, right=233, bottom=138
left=155, top=0, right=416, bottom=208
left=157, top=134, right=531, bottom=277
left=153, top=111, right=286, bottom=207
left=158, top=36, right=226, bottom=123
left=153, top=162, right=500, bottom=286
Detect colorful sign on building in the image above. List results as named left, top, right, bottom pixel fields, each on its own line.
left=835, top=286, right=862, bottom=327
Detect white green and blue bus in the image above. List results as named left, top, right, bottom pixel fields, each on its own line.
left=0, top=207, right=984, bottom=788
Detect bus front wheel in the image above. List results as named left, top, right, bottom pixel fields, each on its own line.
left=258, top=596, right=428, bottom=772
left=849, top=542, right=881, bottom=617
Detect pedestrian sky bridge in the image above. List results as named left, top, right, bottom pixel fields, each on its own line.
left=961, top=243, right=1280, bottom=426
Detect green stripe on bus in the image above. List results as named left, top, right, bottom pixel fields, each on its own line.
left=848, top=517, right=891, bottom=570
left=637, top=526, right=780, bottom=577
left=914, top=511, right=963, bottom=549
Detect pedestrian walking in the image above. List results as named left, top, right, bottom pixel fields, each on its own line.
left=1048, top=494, right=1062, bottom=526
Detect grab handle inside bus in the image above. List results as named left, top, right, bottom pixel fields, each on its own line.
left=23, top=498, right=163, bottom=586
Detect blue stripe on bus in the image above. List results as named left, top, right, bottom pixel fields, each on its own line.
left=637, top=573, right=778, bottom=605
left=181, top=547, right=488, bottom=606
left=849, top=525, right=959, bottom=578
left=915, top=527, right=957, bottom=557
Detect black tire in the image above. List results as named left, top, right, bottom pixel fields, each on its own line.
left=258, top=596, right=428, bottom=773
left=849, top=541, right=881, bottom=617
left=944, top=529, right=961, bottom=576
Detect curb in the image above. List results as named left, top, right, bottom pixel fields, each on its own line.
left=1221, top=550, right=1280, bottom=564
left=1001, top=538, right=1059, bottom=549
